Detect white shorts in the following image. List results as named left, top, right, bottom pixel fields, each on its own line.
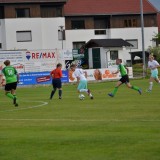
left=77, top=80, right=87, bottom=90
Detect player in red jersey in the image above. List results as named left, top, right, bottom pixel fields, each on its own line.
left=50, top=63, right=63, bottom=99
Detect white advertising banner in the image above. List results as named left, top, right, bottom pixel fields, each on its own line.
left=68, top=67, right=133, bottom=82
left=0, top=49, right=69, bottom=73
left=0, top=51, right=25, bottom=73
left=24, top=50, right=65, bottom=72
left=63, top=50, right=73, bottom=60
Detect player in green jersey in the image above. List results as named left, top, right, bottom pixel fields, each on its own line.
left=108, top=59, right=142, bottom=97
left=2, top=60, right=19, bottom=106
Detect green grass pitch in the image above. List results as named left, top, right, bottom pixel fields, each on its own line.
left=0, top=79, right=160, bottom=160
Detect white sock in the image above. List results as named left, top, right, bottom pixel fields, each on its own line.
left=149, top=82, right=153, bottom=90
left=80, top=89, right=88, bottom=92
left=89, top=93, right=93, bottom=97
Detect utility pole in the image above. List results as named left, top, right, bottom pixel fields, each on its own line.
left=140, top=0, right=146, bottom=77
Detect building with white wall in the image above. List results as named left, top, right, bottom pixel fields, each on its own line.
left=64, top=0, right=159, bottom=68
left=0, top=0, right=67, bottom=50
left=2, top=18, right=65, bottom=50
left=0, top=0, right=159, bottom=69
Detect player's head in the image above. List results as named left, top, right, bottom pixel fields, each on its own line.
left=57, top=63, right=62, bottom=68
left=70, top=64, right=76, bottom=71
left=149, top=54, right=154, bottom=61
left=4, top=60, right=10, bottom=66
left=116, top=59, right=122, bottom=65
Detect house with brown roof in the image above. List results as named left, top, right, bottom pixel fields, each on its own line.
left=0, top=0, right=159, bottom=69
left=64, top=0, right=159, bottom=68
left=149, top=0, right=160, bottom=32
left=0, top=0, right=67, bottom=50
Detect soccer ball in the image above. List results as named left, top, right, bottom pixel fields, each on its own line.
left=79, top=94, right=85, bottom=100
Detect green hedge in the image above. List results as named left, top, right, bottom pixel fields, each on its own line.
left=132, top=63, right=160, bottom=78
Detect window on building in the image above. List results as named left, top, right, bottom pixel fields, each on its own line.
left=94, top=18, right=107, bottom=29
left=95, top=30, right=106, bottom=35
left=0, top=43, right=2, bottom=49
left=16, top=8, right=30, bottom=18
left=73, top=41, right=85, bottom=49
left=126, top=39, right=138, bottom=49
left=124, top=19, right=137, bottom=27
left=0, top=6, right=4, bottom=19
left=56, top=7, right=62, bottom=17
left=110, top=51, right=118, bottom=60
left=41, top=6, right=55, bottom=17
left=132, top=19, right=137, bottom=27
left=16, top=31, right=32, bottom=42
left=41, top=6, right=62, bottom=17
left=71, top=20, right=85, bottom=29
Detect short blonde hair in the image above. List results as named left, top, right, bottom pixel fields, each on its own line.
left=149, top=54, right=154, bottom=59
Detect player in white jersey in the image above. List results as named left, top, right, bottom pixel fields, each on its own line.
left=70, top=64, right=93, bottom=99
left=147, top=54, right=160, bottom=92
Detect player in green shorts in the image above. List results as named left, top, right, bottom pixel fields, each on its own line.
left=1, top=60, right=19, bottom=106
left=108, top=59, right=142, bottom=97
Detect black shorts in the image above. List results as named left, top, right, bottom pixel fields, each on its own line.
left=5, top=82, right=17, bottom=91
left=52, top=78, right=62, bottom=89
left=119, top=75, right=129, bottom=84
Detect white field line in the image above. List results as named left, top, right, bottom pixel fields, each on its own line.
left=0, top=101, right=48, bottom=112
left=0, top=118, right=160, bottom=122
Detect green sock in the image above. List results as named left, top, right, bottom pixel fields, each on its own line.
left=13, top=95, right=18, bottom=100
left=132, top=86, right=139, bottom=91
left=112, top=87, right=118, bottom=96
left=6, top=93, right=14, bottom=99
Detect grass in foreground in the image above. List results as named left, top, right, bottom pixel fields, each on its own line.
left=0, top=79, right=160, bottom=160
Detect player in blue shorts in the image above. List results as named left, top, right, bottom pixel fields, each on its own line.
left=147, top=54, right=160, bottom=92
left=70, top=64, right=93, bottom=99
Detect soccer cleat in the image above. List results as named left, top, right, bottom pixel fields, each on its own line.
left=146, top=89, right=151, bottom=93
left=108, top=93, right=114, bottom=97
left=59, top=97, right=62, bottom=99
left=90, top=96, right=94, bottom=99
left=15, top=103, right=18, bottom=107
left=138, top=88, right=142, bottom=95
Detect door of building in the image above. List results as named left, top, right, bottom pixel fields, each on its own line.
left=92, top=48, right=101, bottom=69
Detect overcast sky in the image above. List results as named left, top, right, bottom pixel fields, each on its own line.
left=148, top=0, right=160, bottom=11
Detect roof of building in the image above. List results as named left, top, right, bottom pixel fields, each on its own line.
left=0, top=0, right=67, bottom=4
left=64, top=0, right=157, bottom=16
left=84, top=39, right=133, bottom=48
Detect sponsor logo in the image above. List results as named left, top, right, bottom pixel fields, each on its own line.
left=26, top=51, right=56, bottom=60
left=36, top=76, right=51, bottom=83
left=26, top=51, right=31, bottom=60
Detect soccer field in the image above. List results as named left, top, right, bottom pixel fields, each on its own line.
left=0, top=79, right=160, bottom=160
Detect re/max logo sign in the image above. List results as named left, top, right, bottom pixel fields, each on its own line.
left=26, top=51, right=56, bottom=60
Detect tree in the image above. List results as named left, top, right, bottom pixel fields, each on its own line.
left=155, top=32, right=160, bottom=44
left=147, top=32, right=160, bottom=62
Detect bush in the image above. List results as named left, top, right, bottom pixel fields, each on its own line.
left=132, top=63, right=160, bottom=78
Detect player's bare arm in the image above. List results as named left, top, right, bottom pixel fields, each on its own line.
left=84, top=71, right=87, bottom=78
left=112, top=70, right=119, bottom=74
